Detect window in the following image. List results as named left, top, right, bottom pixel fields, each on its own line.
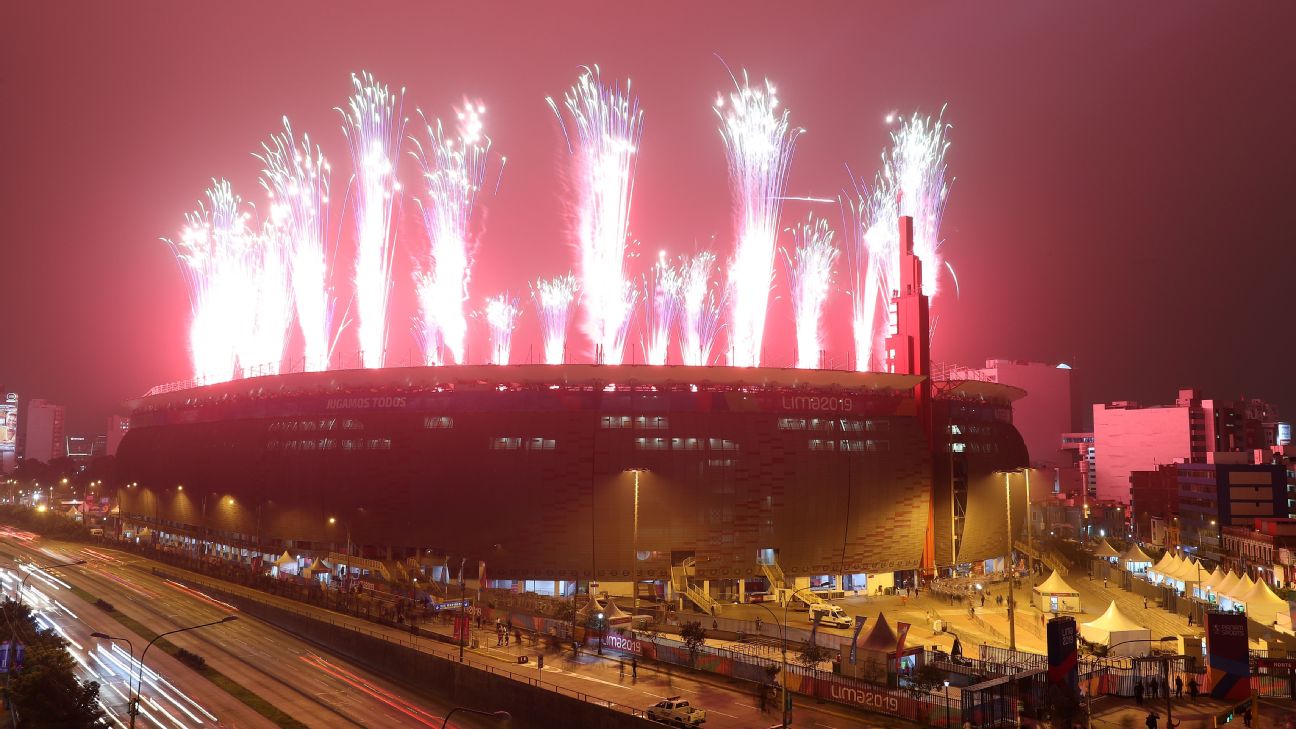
left=423, top=416, right=454, bottom=429
left=777, top=418, right=807, bottom=430
left=342, top=419, right=364, bottom=430
left=527, top=438, right=556, bottom=451
left=672, top=437, right=702, bottom=451
left=708, top=438, right=739, bottom=451
left=601, top=416, right=631, bottom=429
left=635, top=416, right=669, bottom=430
left=491, top=437, right=522, bottom=450
left=809, top=418, right=836, bottom=431
left=949, top=442, right=967, bottom=453
left=636, top=437, right=668, bottom=451
left=367, top=438, right=391, bottom=450
left=840, top=440, right=866, bottom=452
left=808, top=439, right=836, bottom=451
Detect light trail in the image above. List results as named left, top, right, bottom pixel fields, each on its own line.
left=715, top=69, right=801, bottom=367
left=547, top=66, right=643, bottom=365
left=339, top=71, right=406, bottom=369
left=412, top=99, right=494, bottom=366
left=161, top=579, right=239, bottom=612
left=483, top=293, right=520, bottom=365
left=784, top=215, right=838, bottom=369
left=679, top=252, right=724, bottom=367
left=642, top=251, right=682, bottom=366
left=300, top=653, right=442, bottom=727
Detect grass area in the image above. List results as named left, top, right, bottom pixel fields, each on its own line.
left=40, top=561, right=310, bottom=728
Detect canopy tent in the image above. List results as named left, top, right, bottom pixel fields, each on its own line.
left=1081, top=601, right=1153, bottom=656
left=1033, top=570, right=1082, bottom=613
left=849, top=613, right=919, bottom=683
left=1228, top=574, right=1257, bottom=600
left=1094, top=540, right=1121, bottom=560
left=1121, top=544, right=1154, bottom=573
left=601, top=597, right=634, bottom=624
left=272, top=550, right=299, bottom=577
left=1237, top=579, right=1291, bottom=628
left=1215, top=570, right=1241, bottom=601
left=302, top=558, right=332, bottom=580
left=1197, top=566, right=1225, bottom=599
left=1149, top=551, right=1176, bottom=576
left=1167, top=557, right=1204, bottom=585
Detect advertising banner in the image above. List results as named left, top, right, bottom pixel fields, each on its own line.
left=849, top=615, right=868, bottom=664
left=1205, top=611, right=1250, bottom=701
left=1046, top=615, right=1079, bottom=697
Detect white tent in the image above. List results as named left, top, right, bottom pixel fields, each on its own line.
left=1226, top=574, right=1257, bottom=603
left=1094, top=540, right=1121, bottom=560
left=1033, top=570, right=1082, bottom=613
left=1216, top=570, right=1241, bottom=599
left=1081, top=601, right=1153, bottom=656
left=1149, top=551, right=1175, bottom=579
left=273, top=550, right=298, bottom=576
left=1197, top=566, right=1225, bottom=600
left=1122, top=545, right=1154, bottom=573
left=1238, top=579, right=1290, bottom=627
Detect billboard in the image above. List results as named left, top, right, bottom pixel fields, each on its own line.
left=1205, top=611, right=1250, bottom=701
left=0, top=393, right=17, bottom=473
left=1046, top=616, right=1079, bottom=697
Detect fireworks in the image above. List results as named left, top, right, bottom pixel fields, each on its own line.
left=547, top=66, right=643, bottom=365
left=484, top=293, right=521, bottom=365
left=642, top=252, right=682, bottom=366
left=412, top=99, right=492, bottom=366
left=715, top=71, right=801, bottom=367
left=531, top=274, right=579, bottom=365
left=784, top=215, right=838, bottom=369
left=257, top=118, right=333, bottom=372
left=883, top=109, right=950, bottom=299
left=339, top=72, right=406, bottom=369
left=243, top=217, right=295, bottom=376
left=679, top=252, right=725, bottom=366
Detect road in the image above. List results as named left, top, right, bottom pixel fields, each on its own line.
left=11, top=535, right=892, bottom=729
left=0, top=531, right=504, bottom=729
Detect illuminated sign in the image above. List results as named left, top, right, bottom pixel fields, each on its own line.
left=605, top=633, right=642, bottom=655
left=780, top=395, right=855, bottom=412
left=324, top=396, right=408, bottom=410
left=0, top=393, right=17, bottom=467
left=1278, top=423, right=1292, bottom=447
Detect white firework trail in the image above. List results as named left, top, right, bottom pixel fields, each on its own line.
left=411, top=99, right=492, bottom=366
left=882, top=108, right=950, bottom=299
left=679, top=252, right=725, bottom=367
left=165, top=180, right=256, bottom=385
left=783, top=215, right=838, bottom=369
left=642, top=251, right=682, bottom=366
left=257, top=118, right=334, bottom=372
left=484, top=293, right=521, bottom=366
left=547, top=66, right=643, bottom=365
left=531, top=274, right=579, bottom=365
left=715, top=70, right=801, bottom=367
left=243, top=216, right=295, bottom=376
left=339, top=71, right=406, bottom=369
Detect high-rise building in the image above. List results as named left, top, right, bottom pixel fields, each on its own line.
left=952, top=360, right=1073, bottom=469
left=91, top=434, right=107, bottom=458
left=1129, top=464, right=1179, bottom=543
left=106, top=415, right=130, bottom=456
left=1178, top=454, right=1289, bottom=563
left=23, top=399, right=66, bottom=464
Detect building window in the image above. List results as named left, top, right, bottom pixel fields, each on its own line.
left=809, top=418, right=836, bottom=431
left=423, top=416, right=454, bottom=429
left=367, top=438, right=391, bottom=450
left=840, top=440, right=866, bottom=452
left=491, top=437, right=522, bottom=450
left=635, top=416, right=669, bottom=430
left=527, top=438, right=556, bottom=451
left=808, top=439, right=836, bottom=451
left=671, top=437, right=701, bottom=450
left=600, top=416, right=631, bottom=429
left=777, top=418, right=807, bottom=430
left=636, top=437, right=667, bottom=451
left=708, top=438, right=739, bottom=451
left=342, top=419, right=364, bottom=430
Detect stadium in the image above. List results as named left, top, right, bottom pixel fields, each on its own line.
left=115, top=362, right=1031, bottom=604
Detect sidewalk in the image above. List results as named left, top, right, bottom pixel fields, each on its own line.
left=1089, top=694, right=1288, bottom=729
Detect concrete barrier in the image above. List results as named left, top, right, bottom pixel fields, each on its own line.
left=166, top=573, right=651, bottom=729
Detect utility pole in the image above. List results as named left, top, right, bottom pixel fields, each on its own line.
left=1006, top=471, right=1016, bottom=651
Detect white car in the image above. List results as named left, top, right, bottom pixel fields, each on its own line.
left=807, top=603, right=852, bottom=629
left=647, top=697, right=707, bottom=726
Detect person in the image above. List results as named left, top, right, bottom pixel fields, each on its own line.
left=759, top=685, right=767, bottom=713
left=1135, top=680, right=1145, bottom=705
left=1174, top=675, right=1183, bottom=697
left=1243, top=707, right=1252, bottom=728
left=1148, top=678, right=1157, bottom=699
left=1146, top=712, right=1159, bottom=729
left=1103, top=577, right=1108, bottom=589
left=1144, top=597, right=1149, bottom=610
left=1187, top=677, right=1198, bottom=701
left=981, top=593, right=986, bottom=607
left=755, top=616, right=762, bottom=633
left=632, top=656, right=637, bottom=680
left=619, top=661, right=625, bottom=680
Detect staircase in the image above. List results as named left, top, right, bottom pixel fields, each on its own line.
left=671, top=558, right=721, bottom=616
left=759, top=555, right=827, bottom=608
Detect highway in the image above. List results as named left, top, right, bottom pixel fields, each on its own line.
left=0, top=530, right=504, bottom=729
left=30, top=541, right=890, bottom=729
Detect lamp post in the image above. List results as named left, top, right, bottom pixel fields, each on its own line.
left=943, top=680, right=952, bottom=728
left=132, top=616, right=238, bottom=729
left=439, top=707, right=510, bottom=729
left=1105, top=636, right=1178, bottom=729
left=90, top=633, right=134, bottom=722
left=1004, top=471, right=1018, bottom=650
left=628, top=469, right=644, bottom=617
left=751, top=602, right=790, bottom=729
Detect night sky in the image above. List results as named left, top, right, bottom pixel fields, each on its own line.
left=3, top=2, right=1294, bottom=436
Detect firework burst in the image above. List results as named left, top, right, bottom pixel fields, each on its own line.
left=531, top=274, right=579, bottom=365
left=411, top=99, right=492, bottom=365
left=547, top=66, right=643, bottom=364
left=783, top=215, right=838, bottom=369
left=243, top=216, right=295, bottom=376
left=883, top=108, right=950, bottom=298
left=715, top=70, right=801, bottom=367
left=642, top=252, right=682, bottom=366
left=339, top=71, right=406, bottom=368
left=257, top=118, right=334, bottom=372
left=679, top=252, right=725, bottom=366
left=484, top=293, right=521, bottom=365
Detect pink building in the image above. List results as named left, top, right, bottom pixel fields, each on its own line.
left=22, top=398, right=66, bottom=464
left=106, top=415, right=130, bottom=457
left=1092, top=388, right=1213, bottom=503
left=955, top=360, right=1074, bottom=468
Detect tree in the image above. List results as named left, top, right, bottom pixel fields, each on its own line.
left=3, top=599, right=106, bottom=727
left=795, top=642, right=831, bottom=669
left=908, top=663, right=946, bottom=697
left=680, top=620, right=707, bottom=667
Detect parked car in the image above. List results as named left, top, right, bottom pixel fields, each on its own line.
left=647, top=696, right=706, bottom=726
left=806, top=603, right=852, bottom=629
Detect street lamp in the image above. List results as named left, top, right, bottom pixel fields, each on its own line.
left=90, top=633, right=134, bottom=722
left=132, top=616, right=237, bottom=729
left=626, top=469, right=646, bottom=617
left=749, top=601, right=791, bottom=729
left=440, top=707, right=510, bottom=729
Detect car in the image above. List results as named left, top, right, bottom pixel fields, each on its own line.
left=647, top=696, right=707, bottom=726
left=806, top=603, right=852, bottom=629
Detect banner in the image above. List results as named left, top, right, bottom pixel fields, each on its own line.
left=895, top=622, right=911, bottom=658
left=0, top=641, right=8, bottom=673
left=1046, top=616, right=1079, bottom=698
left=457, top=557, right=466, bottom=587
left=1205, top=611, right=1250, bottom=701
left=849, top=615, right=868, bottom=664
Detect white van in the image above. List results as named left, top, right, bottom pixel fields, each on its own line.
left=807, top=603, right=852, bottom=629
